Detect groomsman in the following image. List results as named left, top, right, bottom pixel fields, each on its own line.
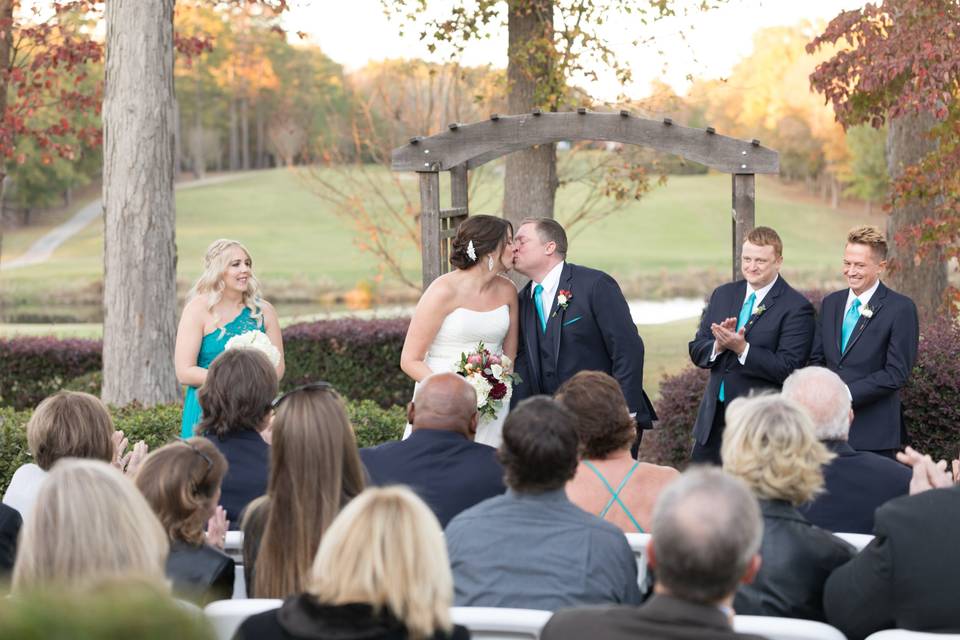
left=689, top=226, right=815, bottom=464
left=810, top=226, right=919, bottom=458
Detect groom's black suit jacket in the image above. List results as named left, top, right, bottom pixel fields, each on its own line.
left=809, top=282, right=919, bottom=451
left=689, top=276, right=814, bottom=445
left=512, top=262, right=656, bottom=427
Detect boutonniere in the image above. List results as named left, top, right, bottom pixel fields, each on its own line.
left=552, top=289, right=572, bottom=317
left=861, top=305, right=874, bottom=318
left=752, top=304, right=766, bottom=318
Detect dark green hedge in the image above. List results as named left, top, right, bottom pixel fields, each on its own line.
left=0, top=400, right=405, bottom=495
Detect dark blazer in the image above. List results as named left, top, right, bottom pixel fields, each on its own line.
left=166, top=540, right=235, bottom=605
left=541, top=594, right=766, bottom=640
left=824, top=485, right=960, bottom=639
left=206, top=429, right=270, bottom=527
left=235, top=596, right=470, bottom=640
left=360, top=429, right=506, bottom=527
left=735, top=500, right=855, bottom=622
left=689, top=276, right=815, bottom=444
left=810, top=282, right=919, bottom=451
left=798, top=440, right=910, bottom=534
left=513, top=262, right=656, bottom=426
left=0, top=503, right=21, bottom=575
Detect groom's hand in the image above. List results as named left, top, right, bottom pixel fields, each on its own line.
left=713, top=325, right=747, bottom=356
left=710, top=317, right=737, bottom=353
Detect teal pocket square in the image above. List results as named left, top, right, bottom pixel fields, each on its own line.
left=563, top=316, right=583, bottom=327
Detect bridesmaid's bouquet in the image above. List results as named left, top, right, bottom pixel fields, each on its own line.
left=224, top=330, right=281, bottom=367
left=455, top=342, right=521, bottom=422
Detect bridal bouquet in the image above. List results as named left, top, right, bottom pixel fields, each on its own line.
left=224, top=330, right=281, bottom=367
left=455, top=342, right=521, bottom=422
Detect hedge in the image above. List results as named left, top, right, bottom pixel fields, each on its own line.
left=0, top=317, right=413, bottom=410
left=0, top=400, right=406, bottom=496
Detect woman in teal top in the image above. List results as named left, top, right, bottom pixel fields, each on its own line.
left=175, top=239, right=285, bottom=438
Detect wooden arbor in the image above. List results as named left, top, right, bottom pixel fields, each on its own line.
left=391, top=111, right=780, bottom=289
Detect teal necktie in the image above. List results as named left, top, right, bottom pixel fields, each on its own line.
left=719, top=291, right=757, bottom=402
left=841, top=298, right=861, bottom=353
left=533, top=283, right=547, bottom=333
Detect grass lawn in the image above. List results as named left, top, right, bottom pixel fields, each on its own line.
left=0, top=163, right=883, bottom=308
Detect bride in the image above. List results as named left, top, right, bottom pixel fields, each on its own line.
left=400, top=214, right=519, bottom=447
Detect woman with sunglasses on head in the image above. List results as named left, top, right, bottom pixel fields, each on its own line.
left=198, top=348, right=278, bottom=527
left=135, top=438, right=234, bottom=605
left=242, top=381, right=366, bottom=599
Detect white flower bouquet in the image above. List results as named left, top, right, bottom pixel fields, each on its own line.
left=455, top=341, right=521, bottom=422
left=224, top=330, right=280, bottom=367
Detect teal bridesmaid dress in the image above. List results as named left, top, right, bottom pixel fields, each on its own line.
left=180, top=307, right=264, bottom=438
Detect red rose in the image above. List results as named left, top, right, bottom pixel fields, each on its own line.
left=489, top=380, right=508, bottom=400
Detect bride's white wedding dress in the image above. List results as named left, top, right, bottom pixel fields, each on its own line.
left=403, top=304, right=512, bottom=448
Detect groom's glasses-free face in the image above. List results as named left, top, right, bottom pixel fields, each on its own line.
left=271, top=381, right=335, bottom=410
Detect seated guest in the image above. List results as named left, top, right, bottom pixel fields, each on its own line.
left=198, top=348, right=277, bottom=526
left=361, top=372, right=505, bottom=526
left=242, top=382, right=365, bottom=598
left=542, top=468, right=766, bottom=640
left=0, top=504, right=21, bottom=578
left=783, top=366, right=910, bottom=534
left=824, top=446, right=960, bottom=639
left=135, top=439, right=234, bottom=605
left=3, top=390, right=146, bottom=521
left=236, top=486, right=469, bottom=640
left=445, top=396, right=640, bottom=610
left=557, top=371, right=678, bottom=533
left=13, top=459, right=168, bottom=592
left=723, top=395, right=855, bottom=621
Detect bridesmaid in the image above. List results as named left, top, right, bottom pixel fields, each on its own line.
left=175, top=239, right=284, bottom=438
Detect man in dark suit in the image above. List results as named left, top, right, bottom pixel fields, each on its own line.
left=511, top=217, right=656, bottom=453
left=689, top=226, right=815, bottom=464
left=541, top=467, right=765, bottom=640
left=360, top=372, right=505, bottom=527
left=0, top=503, right=21, bottom=576
left=810, top=225, right=919, bottom=458
left=824, top=446, right=960, bottom=639
left=783, top=366, right=910, bottom=534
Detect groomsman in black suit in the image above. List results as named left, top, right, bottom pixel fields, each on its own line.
left=511, top=218, right=656, bottom=451
left=689, top=226, right=815, bottom=464
left=810, top=226, right=919, bottom=458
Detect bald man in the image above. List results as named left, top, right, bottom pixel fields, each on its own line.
left=360, top=372, right=506, bottom=526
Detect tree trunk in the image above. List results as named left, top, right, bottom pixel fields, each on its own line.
left=255, top=102, right=265, bottom=169
left=502, top=0, right=557, bottom=230
left=0, top=0, right=13, bottom=272
left=886, top=111, right=946, bottom=319
left=229, top=97, right=239, bottom=170
left=102, top=0, right=179, bottom=405
left=240, top=97, right=250, bottom=170
left=173, top=96, right=182, bottom=177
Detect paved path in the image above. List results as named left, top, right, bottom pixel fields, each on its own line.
left=1, top=172, right=251, bottom=271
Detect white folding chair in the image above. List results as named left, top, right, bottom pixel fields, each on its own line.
left=625, top=532, right=652, bottom=591
left=224, top=531, right=244, bottom=562
left=833, top=532, right=874, bottom=552
left=232, top=564, right=246, bottom=599
left=450, top=607, right=552, bottom=640
left=867, top=631, right=960, bottom=639
left=734, top=615, right=847, bottom=640
left=204, top=598, right=282, bottom=640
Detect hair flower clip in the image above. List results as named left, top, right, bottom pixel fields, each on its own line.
left=466, top=240, right=477, bottom=262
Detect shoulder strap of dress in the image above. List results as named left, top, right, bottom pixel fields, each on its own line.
left=582, top=459, right=645, bottom=533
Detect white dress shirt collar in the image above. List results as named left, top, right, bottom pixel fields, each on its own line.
left=845, top=279, right=881, bottom=311
left=532, top=260, right=565, bottom=306
left=746, top=273, right=778, bottom=307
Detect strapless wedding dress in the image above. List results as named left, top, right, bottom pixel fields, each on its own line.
left=404, top=304, right=511, bottom=448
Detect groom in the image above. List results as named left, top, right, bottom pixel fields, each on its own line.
left=511, top=217, right=657, bottom=449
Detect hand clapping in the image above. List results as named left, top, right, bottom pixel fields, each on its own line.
left=205, top=506, right=229, bottom=549
left=895, top=446, right=959, bottom=495
left=712, top=316, right=747, bottom=356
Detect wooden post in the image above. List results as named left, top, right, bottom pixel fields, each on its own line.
left=444, top=164, right=469, bottom=275
left=419, top=171, right=441, bottom=290
left=732, top=174, right=756, bottom=281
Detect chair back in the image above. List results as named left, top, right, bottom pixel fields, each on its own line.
left=624, top=532, right=652, bottom=592
left=833, top=532, right=874, bottom=551
left=734, top=616, right=846, bottom=640
left=223, top=531, right=244, bottom=562
left=204, top=598, right=282, bottom=640
left=451, top=607, right=552, bottom=639
left=866, top=631, right=960, bottom=639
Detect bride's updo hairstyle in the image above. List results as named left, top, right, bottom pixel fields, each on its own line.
left=187, top=239, right=264, bottom=326
left=449, top=215, right=513, bottom=270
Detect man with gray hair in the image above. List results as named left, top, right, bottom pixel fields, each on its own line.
left=782, top=366, right=909, bottom=534
left=541, top=468, right=766, bottom=640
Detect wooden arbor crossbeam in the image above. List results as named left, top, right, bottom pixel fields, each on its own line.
left=391, top=111, right=780, bottom=289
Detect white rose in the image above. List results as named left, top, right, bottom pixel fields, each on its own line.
left=490, top=363, right=504, bottom=379
left=225, top=330, right=281, bottom=367
left=466, top=373, right=492, bottom=408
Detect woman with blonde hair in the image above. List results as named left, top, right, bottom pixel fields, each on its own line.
left=135, top=438, right=233, bottom=604
left=236, top=487, right=468, bottom=640
left=175, top=238, right=284, bottom=438
left=722, top=394, right=855, bottom=621
left=13, top=458, right=168, bottom=592
left=242, top=383, right=365, bottom=598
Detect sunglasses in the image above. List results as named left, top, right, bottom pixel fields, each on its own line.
left=271, top=381, right=335, bottom=410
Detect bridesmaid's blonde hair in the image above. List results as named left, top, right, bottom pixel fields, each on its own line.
left=187, top=239, right=263, bottom=327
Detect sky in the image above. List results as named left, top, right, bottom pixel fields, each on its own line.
left=285, top=0, right=869, bottom=102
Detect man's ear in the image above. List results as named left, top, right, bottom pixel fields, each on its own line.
left=467, top=412, right=479, bottom=439
left=544, top=241, right=557, bottom=256
left=406, top=402, right=415, bottom=426
left=740, top=554, right=762, bottom=585
left=848, top=408, right=854, bottom=426
left=645, top=539, right=657, bottom=571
